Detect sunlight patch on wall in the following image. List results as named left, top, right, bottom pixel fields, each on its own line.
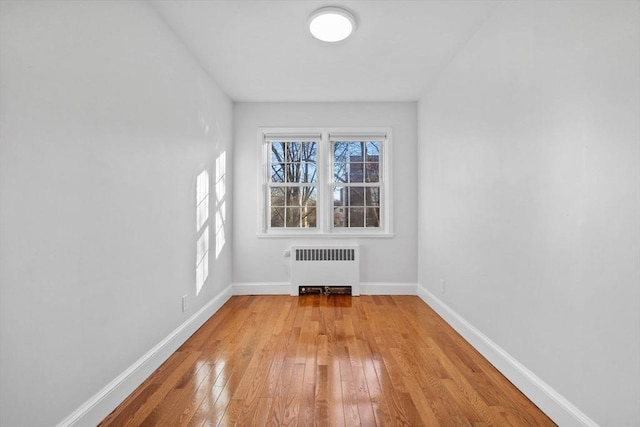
left=196, top=170, right=210, bottom=230
left=216, top=151, right=226, bottom=201
left=196, top=170, right=210, bottom=295
left=215, top=152, right=227, bottom=259
left=196, top=226, right=209, bottom=295
left=215, top=202, right=226, bottom=259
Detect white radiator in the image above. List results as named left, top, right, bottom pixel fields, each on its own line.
left=290, top=245, right=360, bottom=296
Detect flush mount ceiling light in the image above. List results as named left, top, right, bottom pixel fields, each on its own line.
left=308, top=6, right=356, bottom=42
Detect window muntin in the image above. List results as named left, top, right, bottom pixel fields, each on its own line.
left=260, top=129, right=391, bottom=236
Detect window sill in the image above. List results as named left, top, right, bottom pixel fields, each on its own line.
left=257, top=231, right=395, bottom=239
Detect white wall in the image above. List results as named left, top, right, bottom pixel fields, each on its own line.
left=233, top=102, right=417, bottom=288
left=0, top=1, right=233, bottom=426
left=418, top=1, right=639, bottom=426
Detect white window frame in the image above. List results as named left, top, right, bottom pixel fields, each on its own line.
left=257, top=127, right=393, bottom=238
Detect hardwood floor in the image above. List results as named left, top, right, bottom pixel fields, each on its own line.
left=100, top=295, right=556, bottom=426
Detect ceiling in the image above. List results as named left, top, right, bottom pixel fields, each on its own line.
left=150, top=0, right=498, bottom=102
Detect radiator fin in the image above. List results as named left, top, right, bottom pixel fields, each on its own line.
left=295, top=248, right=355, bottom=262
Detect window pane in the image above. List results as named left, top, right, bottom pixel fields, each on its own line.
left=301, top=207, right=316, bottom=228
left=301, top=187, right=317, bottom=207
left=285, top=163, right=302, bottom=183
left=271, top=207, right=285, bottom=227
left=286, top=142, right=301, bottom=163
left=286, top=207, right=301, bottom=227
left=301, top=188, right=316, bottom=228
left=333, top=186, right=346, bottom=207
left=271, top=142, right=286, bottom=164
left=334, top=142, right=349, bottom=164
left=366, top=208, right=380, bottom=227
left=284, top=163, right=296, bottom=183
left=271, top=163, right=285, bottom=182
left=270, top=187, right=285, bottom=206
left=302, top=142, right=317, bottom=162
left=366, top=141, right=380, bottom=159
left=349, top=163, right=364, bottom=183
left=334, top=207, right=347, bottom=227
left=350, top=187, right=365, bottom=206
left=286, top=187, right=301, bottom=206
left=300, top=163, right=317, bottom=183
left=334, top=162, right=348, bottom=183
left=349, top=207, right=365, bottom=227
left=365, top=162, right=379, bottom=183
left=348, top=142, right=365, bottom=159
left=365, top=187, right=380, bottom=207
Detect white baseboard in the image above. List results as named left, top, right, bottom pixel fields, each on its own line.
left=56, top=285, right=233, bottom=427
left=360, top=282, right=417, bottom=295
left=232, top=282, right=417, bottom=296
left=231, top=282, right=290, bottom=295
left=417, top=284, right=598, bottom=427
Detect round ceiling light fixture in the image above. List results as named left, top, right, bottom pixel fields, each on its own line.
left=308, top=6, right=356, bottom=42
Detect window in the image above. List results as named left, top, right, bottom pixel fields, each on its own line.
left=259, top=128, right=392, bottom=237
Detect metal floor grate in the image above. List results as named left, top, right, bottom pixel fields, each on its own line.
left=299, top=285, right=352, bottom=295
